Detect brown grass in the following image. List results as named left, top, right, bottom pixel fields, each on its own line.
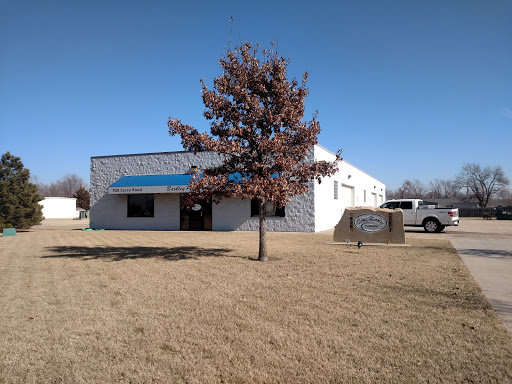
left=1, top=220, right=511, bottom=383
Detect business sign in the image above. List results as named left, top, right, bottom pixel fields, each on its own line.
left=191, top=204, right=202, bottom=211
left=334, top=208, right=405, bottom=244
left=354, top=213, right=387, bottom=233
left=108, top=185, right=190, bottom=194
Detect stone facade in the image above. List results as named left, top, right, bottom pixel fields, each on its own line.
left=90, top=151, right=223, bottom=206
left=90, top=151, right=315, bottom=232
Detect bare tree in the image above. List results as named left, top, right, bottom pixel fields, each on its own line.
left=169, top=42, right=340, bottom=261
left=455, top=163, right=510, bottom=207
left=496, top=188, right=512, bottom=205
left=31, top=175, right=51, bottom=197
left=385, top=188, right=399, bottom=200
left=428, top=179, right=460, bottom=199
left=36, top=173, right=88, bottom=197
left=57, top=173, right=86, bottom=197
left=394, top=179, right=426, bottom=199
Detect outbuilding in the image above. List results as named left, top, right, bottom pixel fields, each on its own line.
left=90, top=145, right=385, bottom=232
left=39, top=197, right=78, bottom=219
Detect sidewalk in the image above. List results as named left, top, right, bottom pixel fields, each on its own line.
left=450, top=238, right=512, bottom=334
left=402, top=219, right=512, bottom=333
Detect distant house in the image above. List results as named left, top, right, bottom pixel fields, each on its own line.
left=425, top=199, right=479, bottom=209
left=39, top=197, right=77, bottom=219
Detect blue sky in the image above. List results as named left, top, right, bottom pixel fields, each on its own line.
left=1, top=0, right=511, bottom=191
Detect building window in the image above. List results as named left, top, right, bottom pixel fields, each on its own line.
left=334, top=181, right=338, bottom=200
left=127, top=195, right=154, bottom=217
left=250, top=199, right=285, bottom=217
left=364, top=190, right=366, bottom=203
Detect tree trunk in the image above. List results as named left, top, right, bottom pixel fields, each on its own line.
left=258, top=197, right=268, bottom=261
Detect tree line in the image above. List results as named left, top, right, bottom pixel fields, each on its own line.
left=387, top=163, right=510, bottom=207
left=33, top=173, right=90, bottom=210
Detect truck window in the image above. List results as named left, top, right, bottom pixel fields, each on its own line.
left=381, top=202, right=398, bottom=209
left=400, top=201, right=413, bottom=210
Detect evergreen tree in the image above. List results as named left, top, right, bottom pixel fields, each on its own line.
left=74, top=186, right=90, bottom=210
left=0, top=152, right=44, bottom=230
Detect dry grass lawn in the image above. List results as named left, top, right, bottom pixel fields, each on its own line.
left=1, top=220, right=511, bottom=383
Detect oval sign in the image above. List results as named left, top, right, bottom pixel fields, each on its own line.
left=191, top=204, right=202, bottom=211
left=354, top=213, right=387, bottom=233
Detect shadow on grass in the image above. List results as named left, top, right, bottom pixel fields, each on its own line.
left=377, top=282, right=493, bottom=312
left=43, top=245, right=235, bottom=262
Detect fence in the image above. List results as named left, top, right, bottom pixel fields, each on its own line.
left=458, top=207, right=497, bottom=218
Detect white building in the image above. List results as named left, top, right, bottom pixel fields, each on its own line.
left=40, top=197, right=78, bottom=219
left=89, top=145, right=385, bottom=232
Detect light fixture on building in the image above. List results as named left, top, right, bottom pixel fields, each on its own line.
left=348, top=175, right=352, bottom=179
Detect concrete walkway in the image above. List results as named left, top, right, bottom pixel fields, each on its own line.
left=450, top=238, right=512, bottom=334
left=405, top=219, right=512, bottom=334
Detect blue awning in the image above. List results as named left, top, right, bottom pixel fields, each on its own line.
left=108, top=173, right=277, bottom=195
left=110, top=174, right=193, bottom=187
left=108, top=174, right=194, bottom=194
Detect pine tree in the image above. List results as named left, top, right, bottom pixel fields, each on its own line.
left=74, top=186, right=90, bottom=210
left=0, top=152, right=44, bottom=230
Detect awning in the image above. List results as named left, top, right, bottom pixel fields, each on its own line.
left=108, top=174, right=193, bottom=194
left=108, top=173, right=275, bottom=195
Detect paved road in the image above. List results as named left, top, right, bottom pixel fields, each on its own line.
left=406, top=219, right=512, bottom=334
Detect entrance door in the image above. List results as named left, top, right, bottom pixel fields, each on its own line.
left=180, top=194, right=212, bottom=230
left=341, top=184, right=355, bottom=207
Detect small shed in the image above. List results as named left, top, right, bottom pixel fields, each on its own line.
left=39, top=197, right=77, bottom=219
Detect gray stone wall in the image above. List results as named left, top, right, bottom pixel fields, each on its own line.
left=90, top=151, right=224, bottom=206
left=90, top=151, right=315, bottom=232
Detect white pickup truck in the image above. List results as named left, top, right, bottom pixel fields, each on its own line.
left=379, top=199, right=459, bottom=233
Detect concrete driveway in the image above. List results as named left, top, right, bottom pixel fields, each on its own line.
left=406, top=218, right=512, bottom=333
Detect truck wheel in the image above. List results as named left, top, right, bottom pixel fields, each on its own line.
left=423, top=219, right=440, bottom=233
left=435, top=225, right=445, bottom=233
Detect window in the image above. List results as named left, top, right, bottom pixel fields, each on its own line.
left=250, top=199, right=285, bottom=217
left=400, top=201, right=413, bottom=210
left=382, top=201, right=413, bottom=210
left=128, top=195, right=154, bottom=217
left=334, top=181, right=338, bottom=200
left=364, top=190, right=366, bottom=203
left=381, top=201, right=398, bottom=209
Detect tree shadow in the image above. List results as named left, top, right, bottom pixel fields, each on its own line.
left=456, top=248, right=512, bottom=259
left=376, top=282, right=493, bottom=312
left=43, top=245, right=236, bottom=262
left=488, top=298, right=512, bottom=316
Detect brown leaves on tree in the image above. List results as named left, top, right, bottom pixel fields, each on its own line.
left=168, top=41, right=341, bottom=210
